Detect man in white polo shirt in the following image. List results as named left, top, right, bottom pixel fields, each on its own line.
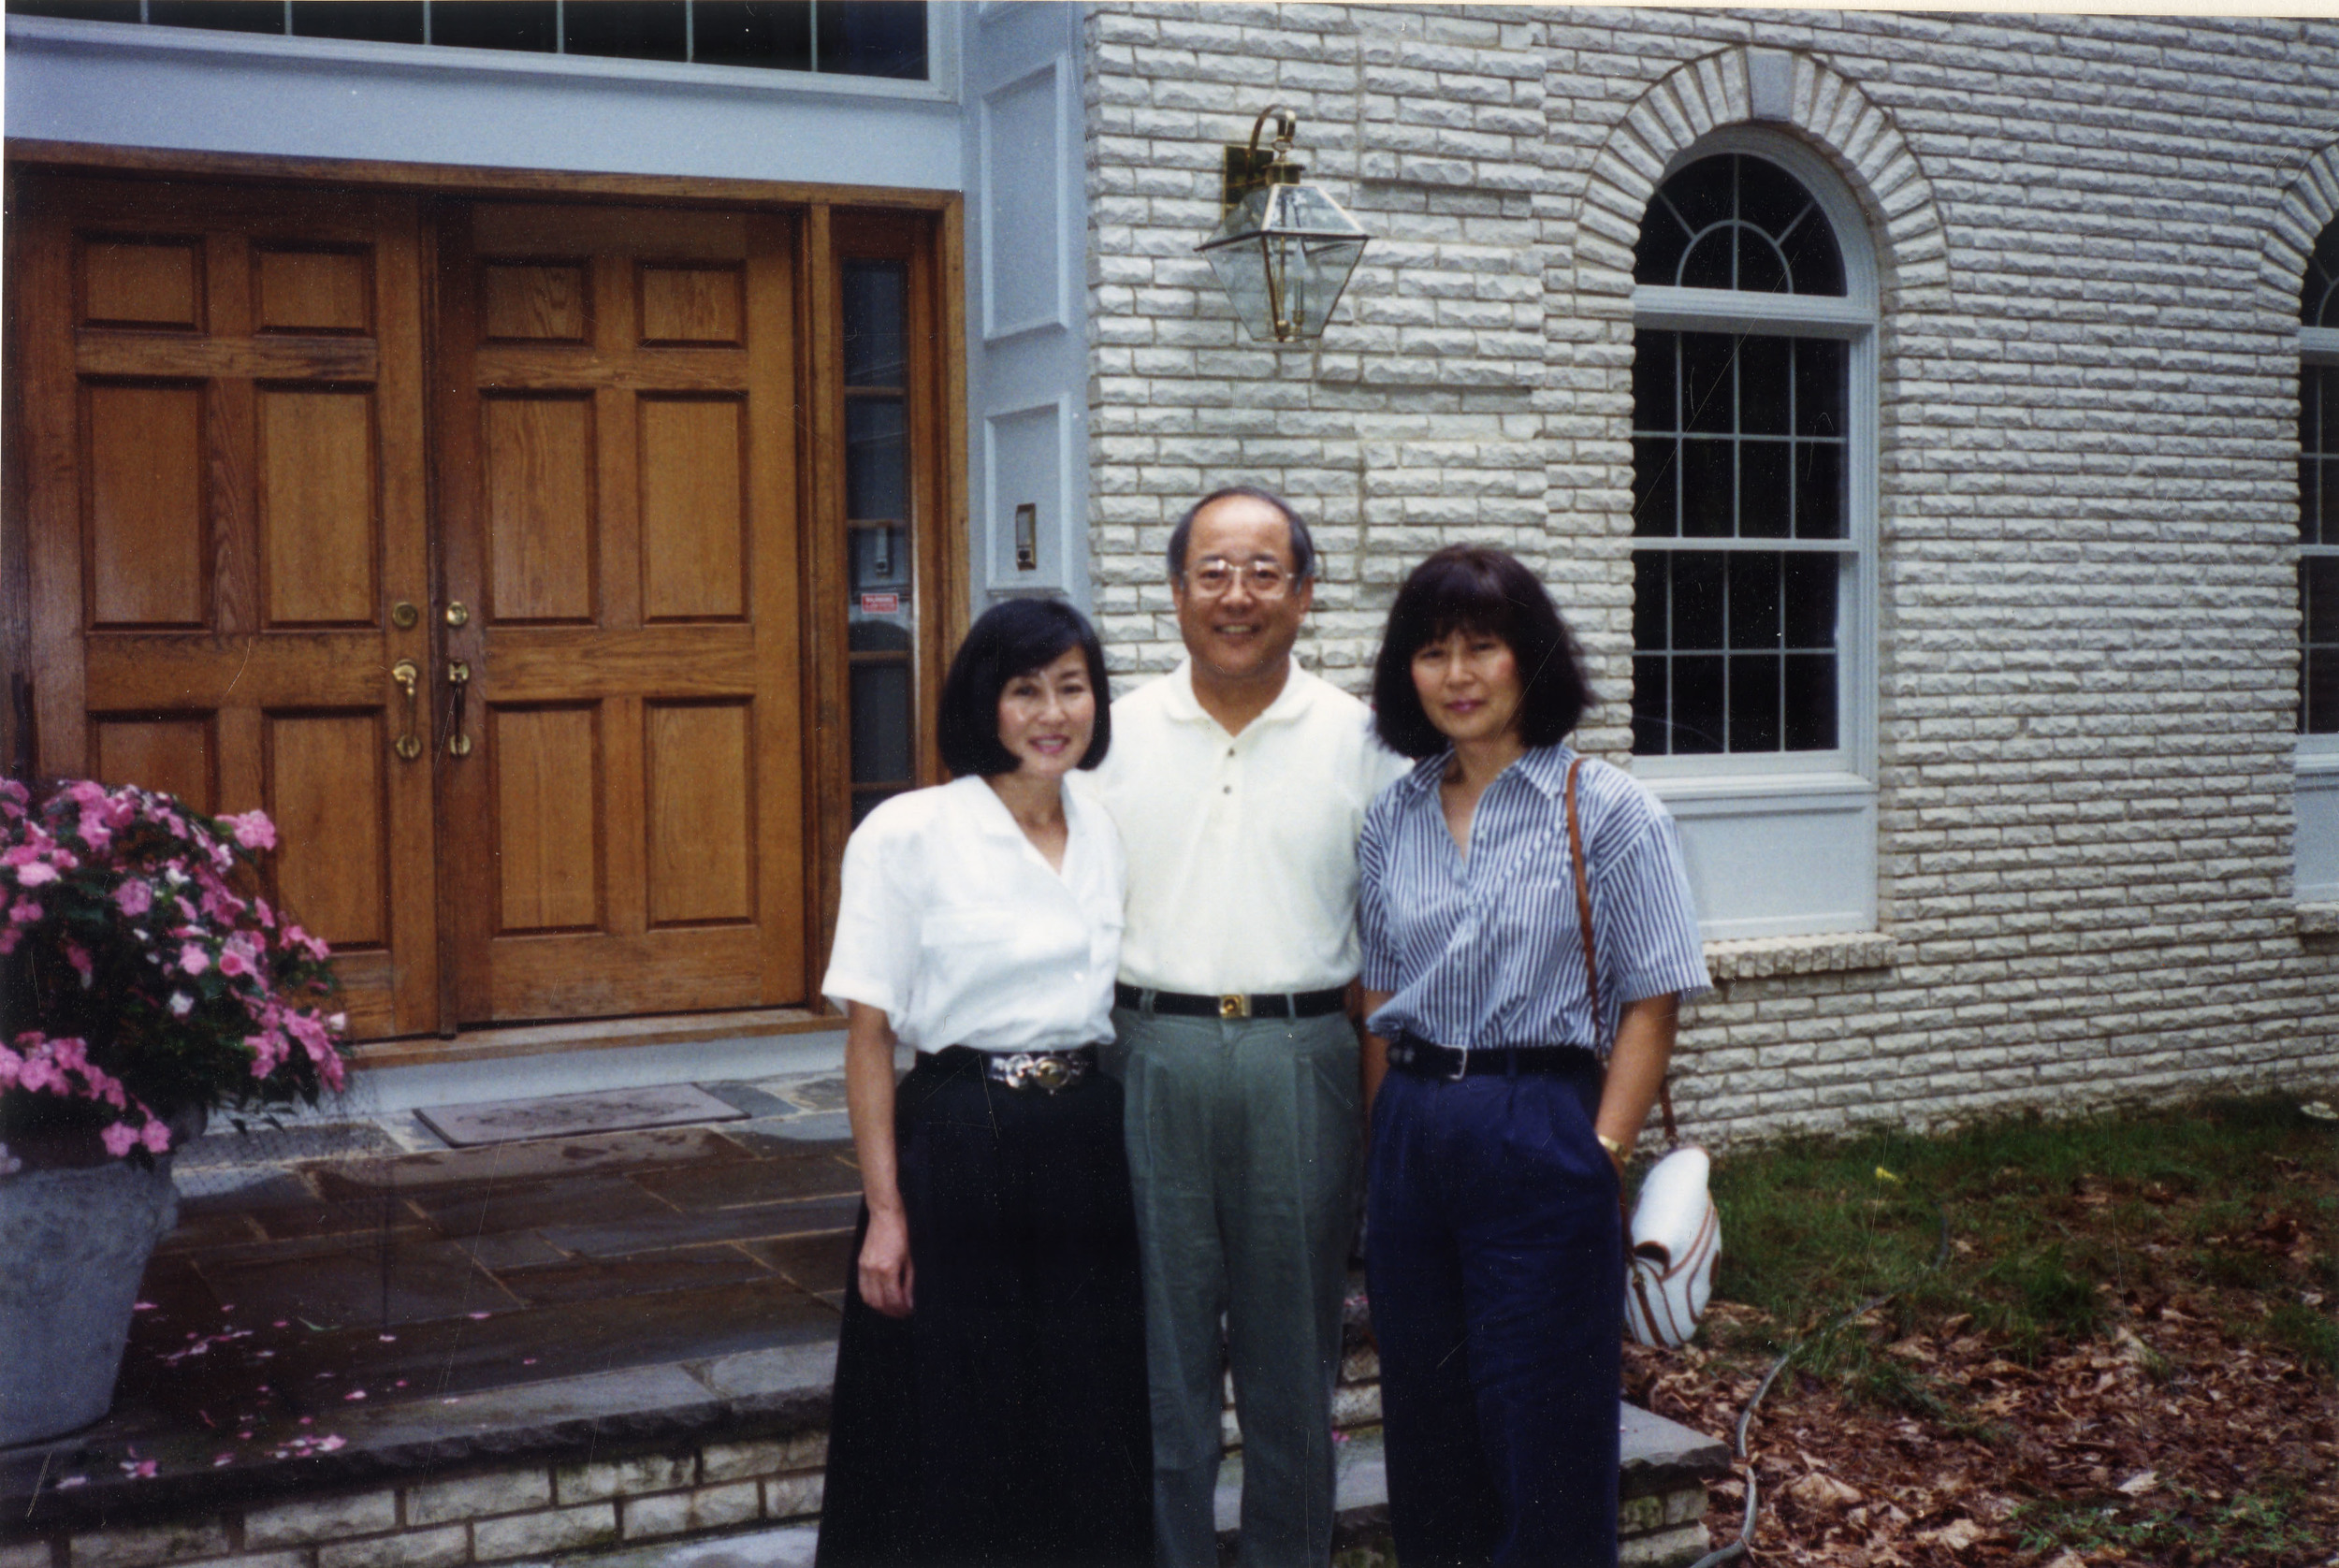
left=1090, top=486, right=1402, bottom=1566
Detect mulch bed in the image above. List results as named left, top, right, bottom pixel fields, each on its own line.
left=1626, top=1265, right=2339, bottom=1565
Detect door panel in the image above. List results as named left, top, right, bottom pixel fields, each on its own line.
left=85, top=382, right=210, bottom=627
left=17, top=177, right=439, bottom=1038
left=257, top=388, right=379, bottom=626
left=436, top=201, right=806, bottom=1024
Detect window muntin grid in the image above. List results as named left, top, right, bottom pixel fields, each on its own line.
left=1634, top=152, right=1846, bottom=298
left=1631, top=329, right=1851, bottom=757
left=5, top=0, right=930, bottom=79
left=2304, top=221, right=2339, bottom=331
left=2303, top=293, right=2338, bottom=736
left=1630, top=139, right=1864, bottom=763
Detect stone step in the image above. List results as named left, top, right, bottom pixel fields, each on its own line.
left=549, top=1410, right=1727, bottom=1568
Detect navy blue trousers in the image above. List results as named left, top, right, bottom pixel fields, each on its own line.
left=1365, top=1055, right=1624, bottom=1568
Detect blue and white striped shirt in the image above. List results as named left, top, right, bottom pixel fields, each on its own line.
left=1358, top=745, right=1710, bottom=1058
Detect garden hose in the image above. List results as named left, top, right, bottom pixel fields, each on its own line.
left=1683, top=1204, right=1954, bottom=1568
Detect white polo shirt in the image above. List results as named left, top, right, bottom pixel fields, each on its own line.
left=1082, top=659, right=1405, bottom=995
left=821, top=775, right=1125, bottom=1052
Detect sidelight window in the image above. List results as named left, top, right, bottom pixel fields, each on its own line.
left=842, top=256, right=917, bottom=823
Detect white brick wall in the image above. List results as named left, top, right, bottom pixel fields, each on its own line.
left=1082, top=4, right=2339, bottom=1138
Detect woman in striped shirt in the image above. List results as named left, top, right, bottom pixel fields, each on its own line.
left=1358, top=544, right=1710, bottom=1568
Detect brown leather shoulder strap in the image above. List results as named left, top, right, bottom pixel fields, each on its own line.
left=1564, top=757, right=1599, bottom=1020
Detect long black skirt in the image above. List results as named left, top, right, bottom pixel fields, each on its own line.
left=815, top=1046, right=1153, bottom=1567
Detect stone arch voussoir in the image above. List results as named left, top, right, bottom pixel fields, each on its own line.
left=1576, top=46, right=1951, bottom=313
left=2263, top=142, right=2339, bottom=322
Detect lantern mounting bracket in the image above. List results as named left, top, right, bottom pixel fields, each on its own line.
left=1222, top=106, right=1300, bottom=215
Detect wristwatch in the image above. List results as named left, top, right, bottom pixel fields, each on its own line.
left=1596, top=1133, right=1631, bottom=1166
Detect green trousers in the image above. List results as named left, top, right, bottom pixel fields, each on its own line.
left=1107, top=1004, right=1361, bottom=1568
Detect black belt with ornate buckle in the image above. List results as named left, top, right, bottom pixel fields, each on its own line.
left=1114, top=982, right=1347, bottom=1021
left=1387, top=1032, right=1599, bottom=1082
left=926, top=1043, right=1098, bottom=1094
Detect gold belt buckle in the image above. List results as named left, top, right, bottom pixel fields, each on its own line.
left=1217, top=994, right=1250, bottom=1020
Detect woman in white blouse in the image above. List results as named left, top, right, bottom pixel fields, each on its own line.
left=813, top=599, right=1151, bottom=1568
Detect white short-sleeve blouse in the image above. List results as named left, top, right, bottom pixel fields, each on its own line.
left=821, top=774, right=1126, bottom=1052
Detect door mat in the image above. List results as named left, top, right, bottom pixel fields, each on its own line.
left=415, top=1083, right=747, bottom=1147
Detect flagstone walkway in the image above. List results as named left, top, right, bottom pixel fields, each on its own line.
left=3, top=1062, right=1726, bottom=1567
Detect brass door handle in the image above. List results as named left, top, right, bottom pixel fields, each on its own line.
left=446, top=660, right=473, bottom=758
left=390, top=659, right=422, bottom=761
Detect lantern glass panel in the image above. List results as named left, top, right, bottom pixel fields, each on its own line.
left=1199, top=182, right=1367, bottom=342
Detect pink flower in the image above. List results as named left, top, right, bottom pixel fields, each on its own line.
left=65, top=942, right=94, bottom=984
left=179, top=944, right=211, bottom=976
left=10, top=896, right=41, bottom=924
left=141, top=1120, right=172, bottom=1154
left=12, top=860, right=58, bottom=888
left=115, top=878, right=153, bottom=916
left=101, top=1123, right=139, bottom=1157
left=226, top=810, right=277, bottom=850
left=217, top=947, right=254, bottom=980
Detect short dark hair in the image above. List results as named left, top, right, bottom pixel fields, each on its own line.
left=1370, top=545, right=1597, bottom=758
left=1166, top=485, right=1317, bottom=583
left=937, top=598, right=1112, bottom=777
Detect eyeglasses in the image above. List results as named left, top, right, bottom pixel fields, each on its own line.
left=1185, top=557, right=1294, bottom=598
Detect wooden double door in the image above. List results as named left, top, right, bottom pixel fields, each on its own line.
left=13, top=175, right=811, bottom=1038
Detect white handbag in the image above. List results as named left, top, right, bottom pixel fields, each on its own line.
left=1623, top=1143, right=1721, bottom=1348
left=1565, top=760, right=1722, bottom=1350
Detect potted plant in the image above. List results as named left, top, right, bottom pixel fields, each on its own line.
left=0, top=777, right=350, bottom=1445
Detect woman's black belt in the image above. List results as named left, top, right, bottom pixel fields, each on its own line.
left=922, top=1043, right=1098, bottom=1093
left=1386, top=1032, right=1601, bottom=1082
left=1114, top=982, right=1347, bottom=1021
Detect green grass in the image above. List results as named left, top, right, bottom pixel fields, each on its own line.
left=2012, top=1485, right=2330, bottom=1563
left=1689, top=1093, right=2339, bottom=1370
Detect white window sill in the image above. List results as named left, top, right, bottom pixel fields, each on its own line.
left=1703, top=931, right=1896, bottom=981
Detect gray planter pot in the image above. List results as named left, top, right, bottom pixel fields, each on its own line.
left=0, top=1153, right=179, bottom=1446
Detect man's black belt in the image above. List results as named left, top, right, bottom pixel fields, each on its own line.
left=1386, top=1032, right=1601, bottom=1081
left=1115, top=982, right=1347, bottom=1021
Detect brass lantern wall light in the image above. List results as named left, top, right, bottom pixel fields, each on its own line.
left=1198, top=108, right=1368, bottom=343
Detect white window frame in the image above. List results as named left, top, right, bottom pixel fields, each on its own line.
left=4, top=6, right=960, bottom=106
left=2299, top=318, right=2339, bottom=903
left=1628, top=129, right=1881, bottom=938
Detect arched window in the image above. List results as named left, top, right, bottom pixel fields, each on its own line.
left=2299, top=219, right=2339, bottom=902
left=1629, top=138, right=1878, bottom=936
